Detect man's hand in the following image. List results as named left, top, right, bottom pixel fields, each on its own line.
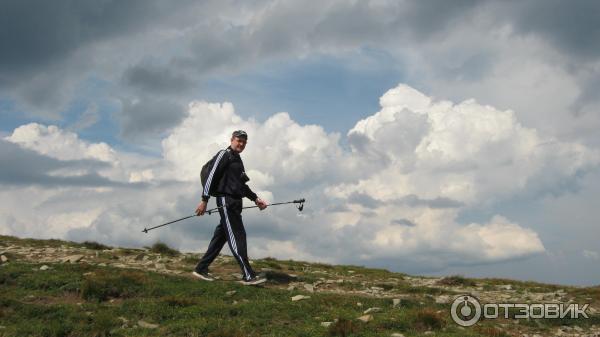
left=195, top=200, right=208, bottom=216
left=255, top=197, right=268, bottom=210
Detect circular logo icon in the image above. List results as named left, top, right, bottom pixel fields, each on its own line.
left=450, top=295, right=482, bottom=327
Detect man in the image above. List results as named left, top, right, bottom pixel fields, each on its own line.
left=193, top=130, right=268, bottom=285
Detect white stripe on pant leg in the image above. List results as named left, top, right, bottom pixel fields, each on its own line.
left=222, top=198, right=250, bottom=279
left=222, top=198, right=239, bottom=253
left=203, top=150, right=226, bottom=196
left=221, top=197, right=251, bottom=280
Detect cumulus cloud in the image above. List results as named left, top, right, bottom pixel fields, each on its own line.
left=7, top=123, right=117, bottom=162
left=3, top=0, right=599, bottom=150
left=583, top=250, right=600, bottom=260
left=0, top=139, right=115, bottom=187
left=1, top=122, right=192, bottom=244
left=2, top=83, right=598, bottom=274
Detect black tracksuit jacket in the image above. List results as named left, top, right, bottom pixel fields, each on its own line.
left=201, top=146, right=258, bottom=202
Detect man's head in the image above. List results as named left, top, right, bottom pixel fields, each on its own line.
left=230, top=130, right=248, bottom=153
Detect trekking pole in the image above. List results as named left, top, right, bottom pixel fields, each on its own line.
left=142, top=198, right=305, bottom=233
left=206, top=198, right=305, bottom=215
left=142, top=214, right=196, bottom=233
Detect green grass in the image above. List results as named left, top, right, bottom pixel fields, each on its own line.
left=1, top=235, right=599, bottom=337
left=0, top=261, right=478, bottom=337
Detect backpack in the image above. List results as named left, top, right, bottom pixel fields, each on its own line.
left=200, top=150, right=227, bottom=196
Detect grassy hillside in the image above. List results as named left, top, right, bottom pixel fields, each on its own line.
left=0, top=235, right=599, bottom=337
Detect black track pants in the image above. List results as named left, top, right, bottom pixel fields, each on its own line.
left=195, top=196, right=256, bottom=281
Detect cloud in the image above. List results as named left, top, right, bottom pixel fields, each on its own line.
left=118, top=97, right=187, bottom=140
left=1, top=121, right=187, bottom=241
left=6, top=123, right=117, bottom=162
left=391, top=218, right=417, bottom=227
left=160, top=84, right=598, bottom=269
left=68, top=103, right=100, bottom=131
left=0, top=139, right=117, bottom=187
left=0, top=0, right=178, bottom=116
left=123, top=62, right=193, bottom=94
left=583, top=250, right=600, bottom=260
left=502, top=0, right=600, bottom=61
left=3, top=0, right=600, bottom=150
left=1, top=83, right=597, bottom=275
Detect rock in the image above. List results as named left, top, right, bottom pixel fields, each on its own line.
left=392, top=299, right=401, bottom=307
left=63, top=255, right=84, bottom=263
left=357, top=314, right=373, bottom=323
left=39, top=265, right=49, bottom=271
left=390, top=334, right=405, bottom=337
left=304, top=284, right=315, bottom=293
left=226, top=290, right=237, bottom=297
left=138, top=320, right=159, bottom=329
left=154, top=263, right=166, bottom=270
left=0, top=255, right=8, bottom=263
left=435, top=295, right=452, bottom=304
left=364, top=307, right=381, bottom=314
left=321, top=322, right=333, bottom=327
left=498, top=284, right=512, bottom=290
left=357, top=302, right=363, bottom=307
left=291, top=295, right=310, bottom=302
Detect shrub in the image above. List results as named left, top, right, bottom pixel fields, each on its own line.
left=437, top=275, right=476, bottom=287
left=161, top=295, right=196, bottom=307
left=328, top=318, right=359, bottom=337
left=410, top=308, right=446, bottom=331
left=82, top=241, right=112, bottom=250
left=149, top=242, right=180, bottom=256
left=80, top=270, right=147, bottom=301
left=90, top=310, right=120, bottom=337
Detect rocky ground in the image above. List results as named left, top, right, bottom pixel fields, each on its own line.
left=1, top=236, right=599, bottom=337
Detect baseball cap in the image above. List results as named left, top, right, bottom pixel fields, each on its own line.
left=232, top=130, right=248, bottom=139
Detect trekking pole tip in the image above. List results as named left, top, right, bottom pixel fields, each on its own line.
left=142, top=228, right=148, bottom=234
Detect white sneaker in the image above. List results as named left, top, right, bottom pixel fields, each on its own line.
left=240, top=276, right=267, bottom=286
left=192, top=270, right=215, bottom=281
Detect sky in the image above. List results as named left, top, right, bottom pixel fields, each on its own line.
left=1, top=0, right=599, bottom=286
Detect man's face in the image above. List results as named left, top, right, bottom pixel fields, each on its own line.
left=230, top=136, right=247, bottom=153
